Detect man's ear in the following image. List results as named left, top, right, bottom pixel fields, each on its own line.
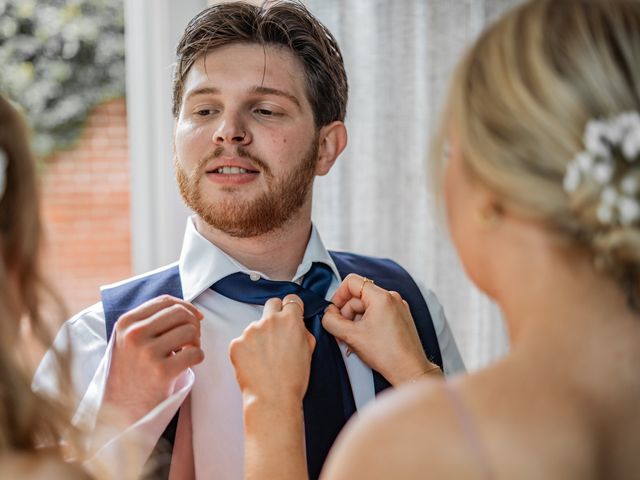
left=172, top=121, right=178, bottom=155
left=315, top=121, right=347, bottom=176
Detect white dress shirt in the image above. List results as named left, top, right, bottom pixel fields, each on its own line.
left=33, top=217, right=465, bottom=479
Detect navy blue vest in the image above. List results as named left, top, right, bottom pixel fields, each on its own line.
left=101, top=251, right=442, bottom=478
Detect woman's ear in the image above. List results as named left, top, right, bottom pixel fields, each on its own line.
left=475, top=197, right=505, bottom=229
left=315, top=121, right=347, bottom=176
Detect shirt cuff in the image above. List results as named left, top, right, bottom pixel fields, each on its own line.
left=73, top=334, right=194, bottom=478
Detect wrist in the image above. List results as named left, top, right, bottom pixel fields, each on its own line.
left=242, top=393, right=307, bottom=480
left=242, top=391, right=303, bottom=415
left=393, top=360, right=443, bottom=386
left=409, top=363, right=443, bottom=382
left=101, top=393, right=155, bottom=426
left=242, top=392, right=304, bottom=430
left=104, top=380, right=174, bottom=424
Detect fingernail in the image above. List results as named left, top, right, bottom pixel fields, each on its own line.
left=345, top=347, right=352, bottom=357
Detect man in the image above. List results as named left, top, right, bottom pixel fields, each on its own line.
left=34, top=2, right=465, bottom=479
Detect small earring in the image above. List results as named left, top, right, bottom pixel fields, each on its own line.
left=476, top=204, right=502, bottom=227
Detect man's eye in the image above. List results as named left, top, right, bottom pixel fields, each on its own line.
left=255, top=108, right=277, bottom=116
left=196, top=108, right=215, bottom=116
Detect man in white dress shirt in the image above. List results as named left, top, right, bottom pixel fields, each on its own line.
left=34, top=2, right=465, bottom=479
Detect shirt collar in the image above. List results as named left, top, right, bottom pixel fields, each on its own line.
left=179, top=216, right=340, bottom=302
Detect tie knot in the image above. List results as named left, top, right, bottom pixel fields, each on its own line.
left=301, top=262, right=334, bottom=297
left=211, top=262, right=334, bottom=318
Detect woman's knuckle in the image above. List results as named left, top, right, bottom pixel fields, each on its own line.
left=381, top=292, right=394, bottom=306
left=156, top=294, right=173, bottom=305
left=125, top=326, right=144, bottom=346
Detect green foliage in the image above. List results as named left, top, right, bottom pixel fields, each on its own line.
left=0, top=0, right=125, bottom=157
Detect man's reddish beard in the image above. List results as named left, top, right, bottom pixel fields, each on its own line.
left=175, top=138, right=319, bottom=238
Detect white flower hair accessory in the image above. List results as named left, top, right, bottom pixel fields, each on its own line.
left=0, top=147, right=7, bottom=201
left=563, top=111, right=640, bottom=226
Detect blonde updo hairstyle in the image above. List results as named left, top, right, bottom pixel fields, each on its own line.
left=437, top=0, right=640, bottom=309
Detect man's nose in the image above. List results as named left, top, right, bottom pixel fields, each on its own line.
left=213, top=117, right=251, bottom=145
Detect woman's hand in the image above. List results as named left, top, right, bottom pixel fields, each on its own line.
left=323, top=274, right=442, bottom=386
left=229, top=294, right=313, bottom=480
left=229, top=294, right=316, bottom=408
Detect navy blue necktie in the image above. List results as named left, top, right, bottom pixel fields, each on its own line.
left=211, top=262, right=356, bottom=480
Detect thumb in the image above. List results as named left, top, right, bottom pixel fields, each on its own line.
left=322, top=305, right=358, bottom=343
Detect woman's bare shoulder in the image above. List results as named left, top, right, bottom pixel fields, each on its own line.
left=0, top=451, right=91, bottom=480
left=321, top=377, right=475, bottom=480
left=322, top=359, right=607, bottom=480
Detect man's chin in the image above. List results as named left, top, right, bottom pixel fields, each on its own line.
left=202, top=220, right=279, bottom=239
left=193, top=206, right=277, bottom=238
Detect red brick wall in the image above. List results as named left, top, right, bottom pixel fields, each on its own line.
left=41, top=98, right=132, bottom=316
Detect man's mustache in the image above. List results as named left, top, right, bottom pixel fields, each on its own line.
left=197, top=146, right=272, bottom=177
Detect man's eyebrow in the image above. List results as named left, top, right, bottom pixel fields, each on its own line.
left=184, top=86, right=302, bottom=109
left=184, top=87, right=220, bottom=101
left=250, top=86, right=301, bottom=108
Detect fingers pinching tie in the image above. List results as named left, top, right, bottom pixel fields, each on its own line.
left=359, top=277, right=375, bottom=298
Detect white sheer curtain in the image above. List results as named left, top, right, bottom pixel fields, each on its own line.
left=305, top=0, right=524, bottom=370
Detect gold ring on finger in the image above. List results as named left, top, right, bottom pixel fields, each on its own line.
left=282, top=299, right=304, bottom=314
left=359, top=277, right=374, bottom=298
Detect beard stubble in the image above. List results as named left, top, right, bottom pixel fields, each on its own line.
left=175, top=138, right=319, bottom=238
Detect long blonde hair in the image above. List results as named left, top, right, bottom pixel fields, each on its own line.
left=0, top=95, right=77, bottom=454
left=436, top=0, right=640, bottom=308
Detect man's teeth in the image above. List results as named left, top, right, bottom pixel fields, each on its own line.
left=215, top=167, right=251, bottom=174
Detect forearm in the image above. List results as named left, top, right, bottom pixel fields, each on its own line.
left=243, top=396, right=308, bottom=480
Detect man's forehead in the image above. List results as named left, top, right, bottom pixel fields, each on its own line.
left=186, top=43, right=306, bottom=91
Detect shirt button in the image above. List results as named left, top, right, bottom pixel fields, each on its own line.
left=249, top=272, right=261, bottom=281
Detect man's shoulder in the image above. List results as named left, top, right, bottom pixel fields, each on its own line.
left=328, top=249, right=428, bottom=311
left=328, top=250, right=412, bottom=279
left=100, top=261, right=181, bottom=292
left=68, top=301, right=106, bottom=325
left=67, top=262, right=181, bottom=326
left=100, top=261, right=183, bottom=340
left=329, top=250, right=406, bottom=269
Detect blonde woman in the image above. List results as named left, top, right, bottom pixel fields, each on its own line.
left=230, top=0, right=640, bottom=478
left=0, top=96, right=89, bottom=478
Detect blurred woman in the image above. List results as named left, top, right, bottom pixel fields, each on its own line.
left=0, top=95, right=89, bottom=478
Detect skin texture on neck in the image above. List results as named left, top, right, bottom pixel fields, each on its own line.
left=466, top=203, right=639, bottom=351
left=193, top=201, right=313, bottom=281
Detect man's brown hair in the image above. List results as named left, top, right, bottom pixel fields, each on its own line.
left=172, top=0, right=348, bottom=127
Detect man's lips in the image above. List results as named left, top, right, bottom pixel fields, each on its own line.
left=209, top=166, right=257, bottom=174
left=203, top=156, right=260, bottom=185
left=205, top=156, right=260, bottom=174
